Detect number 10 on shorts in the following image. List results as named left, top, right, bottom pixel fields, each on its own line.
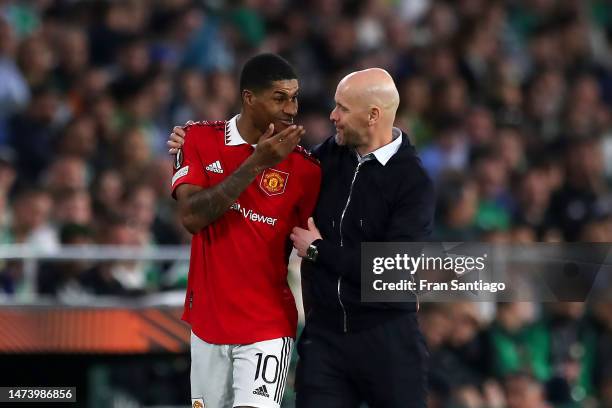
left=254, top=352, right=280, bottom=384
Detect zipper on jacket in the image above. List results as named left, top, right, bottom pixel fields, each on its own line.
left=339, top=161, right=363, bottom=246
left=337, top=161, right=363, bottom=333
left=337, top=277, right=347, bottom=332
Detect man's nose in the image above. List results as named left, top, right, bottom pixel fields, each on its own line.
left=284, top=100, right=298, bottom=116
left=330, top=108, right=337, bottom=122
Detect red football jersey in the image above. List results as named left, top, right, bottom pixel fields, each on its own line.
left=171, top=116, right=321, bottom=344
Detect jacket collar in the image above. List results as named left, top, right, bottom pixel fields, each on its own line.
left=356, top=127, right=403, bottom=166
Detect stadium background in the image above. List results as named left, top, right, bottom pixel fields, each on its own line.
left=1, top=0, right=612, bottom=407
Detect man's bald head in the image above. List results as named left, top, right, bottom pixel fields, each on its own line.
left=330, top=68, right=401, bottom=153
left=337, top=68, right=400, bottom=122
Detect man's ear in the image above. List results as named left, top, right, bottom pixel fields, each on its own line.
left=368, top=106, right=381, bottom=126
left=243, top=89, right=256, bottom=106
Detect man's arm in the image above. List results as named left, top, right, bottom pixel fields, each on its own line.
left=176, top=158, right=263, bottom=233
left=176, top=123, right=305, bottom=233
left=295, top=166, right=322, bottom=317
left=293, top=168, right=434, bottom=285
left=319, top=171, right=434, bottom=284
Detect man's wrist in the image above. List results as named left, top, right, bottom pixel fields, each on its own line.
left=306, top=239, right=322, bottom=263
left=241, top=155, right=266, bottom=176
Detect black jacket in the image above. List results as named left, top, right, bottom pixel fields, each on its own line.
left=302, top=132, right=435, bottom=333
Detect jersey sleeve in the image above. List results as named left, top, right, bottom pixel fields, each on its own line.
left=297, top=162, right=322, bottom=228
left=171, top=127, right=210, bottom=199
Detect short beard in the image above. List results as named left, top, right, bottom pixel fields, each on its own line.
left=339, top=129, right=363, bottom=148
left=334, top=133, right=345, bottom=145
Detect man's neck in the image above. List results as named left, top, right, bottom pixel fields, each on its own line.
left=355, top=127, right=394, bottom=156
left=236, top=113, right=262, bottom=145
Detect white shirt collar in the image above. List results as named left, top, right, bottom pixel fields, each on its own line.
left=358, top=127, right=403, bottom=166
left=225, top=115, right=256, bottom=147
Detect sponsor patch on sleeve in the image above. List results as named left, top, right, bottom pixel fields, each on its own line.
left=172, top=166, right=189, bottom=187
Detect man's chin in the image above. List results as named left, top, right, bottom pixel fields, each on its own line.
left=274, top=120, right=293, bottom=131
left=335, top=133, right=345, bottom=145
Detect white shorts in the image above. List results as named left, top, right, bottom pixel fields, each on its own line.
left=190, top=332, right=294, bottom=408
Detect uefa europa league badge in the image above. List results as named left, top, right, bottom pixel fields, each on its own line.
left=174, top=149, right=183, bottom=170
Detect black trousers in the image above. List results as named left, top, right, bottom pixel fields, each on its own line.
left=295, top=312, right=429, bottom=408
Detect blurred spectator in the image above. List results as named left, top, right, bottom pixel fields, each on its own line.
left=504, top=372, right=551, bottom=408
left=37, top=223, right=95, bottom=301
left=91, top=169, right=124, bottom=218
left=8, top=85, right=67, bottom=184
left=52, top=188, right=92, bottom=227
left=496, top=126, right=525, bottom=173
left=172, top=69, right=208, bottom=125
left=396, top=75, right=433, bottom=147
left=548, top=137, right=612, bottom=241
left=52, top=26, right=90, bottom=94
left=298, top=107, right=334, bottom=148
left=471, top=146, right=513, bottom=232
left=433, top=172, right=479, bottom=240
left=563, top=74, right=610, bottom=139
left=114, top=36, right=151, bottom=81
left=88, top=1, right=149, bottom=66
left=420, top=116, right=469, bottom=181
left=179, top=6, right=233, bottom=72
left=512, top=165, right=554, bottom=239
left=17, top=34, right=54, bottom=88
left=0, top=16, right=30, bottom=144
left=0, top=187, right=57, bottom=295
left=144, top=158, right=186, bottom=246
left=419, top=303, right=453, bottom=405
left=81, top=215, right=150, bottom=296
left=8, top=188, right=57, bottom=250
left=43, top=156, right=89, bottom=194
left=488, top=302, right=549, bottom=381
left=124, top=184, right=156, bottom=244
left=542, top=302, right=597, bottom=405
left=113, top=127, right=153, bottom=187
left=56, top=116, right=98, bottom=163
left=0, top=147, right=17, bottom=196
left=446, top=303, right=492, bottom=383
left=465, top=106, right=497, bottom=147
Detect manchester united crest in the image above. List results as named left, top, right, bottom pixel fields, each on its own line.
left=192, top=399, right=204, bottom=408
left=260, top=168, right=289, bottom=196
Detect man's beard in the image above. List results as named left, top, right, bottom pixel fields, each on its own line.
left=336, top=127, right=362, bottom=148
left=334, top=132, right=345, bottom=145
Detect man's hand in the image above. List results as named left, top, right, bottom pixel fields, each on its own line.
left=291, top=217, right=322, bottom=257
left=248, top=124, right=304, bottom=172
left=167, top=121, right=304, bottom=172
left=167, top=121, right=191, bottom=154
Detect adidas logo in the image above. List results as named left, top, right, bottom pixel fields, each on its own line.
left=252, top=385, right=269, bottom=398
left=205, top=160, right=224, bottom=174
